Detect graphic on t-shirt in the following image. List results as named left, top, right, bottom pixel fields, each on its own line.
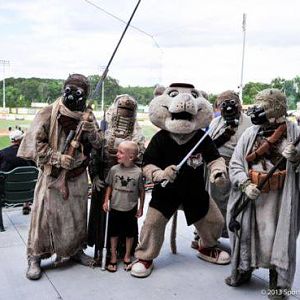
left=187, top=153, right=203, bottom=169
left=115, top=175, right=137, bottom=187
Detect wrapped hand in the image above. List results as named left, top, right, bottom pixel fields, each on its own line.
left=244, top=183, right=260, bottom=200
left=92, top=175, right=105, bottom=191
left=60, top=154, right=74, bottom=170
left=282, top=143, right=299, bottom=162
left=82, top=120, right=96, bottom=132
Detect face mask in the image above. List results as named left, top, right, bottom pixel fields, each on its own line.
left=220, top=99, right=240, bottom=127
left=63, top=85, right=86, bottom=111
left=247, top=106, right=268, bottom=125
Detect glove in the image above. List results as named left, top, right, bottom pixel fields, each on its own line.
left=244, top=183, right=260, bottom=200
left=92, top=175, right=105, bottom=191
left=210, top=171, right=228, bottom=188
left=82, top=120, right=97, bottom=132
left=152, top=165, right=177, bottom=183
left=60, top=154, right=74, bottom=170
left=282, top=143, right=299, bottom=162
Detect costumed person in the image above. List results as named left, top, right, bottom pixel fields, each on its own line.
left=18, top=74, right=103, bottom=280
left=225, top=89, right=300, bottom=299
left=130, top=83, right=231, bottom=278
left=0, top=128, right=36, bottom=215
left=191, top=90, right=252, bottom=247
left=103, top=141, right=145, bottom=272
left=87, top=94, right=145, bottom=261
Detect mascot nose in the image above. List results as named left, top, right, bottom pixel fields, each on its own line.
left=182, top=94, right=190, bottom=101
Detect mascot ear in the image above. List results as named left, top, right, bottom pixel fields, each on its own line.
left=199, top=90, right=209, bottom=100
left=153, top=85, right=165, bottom=97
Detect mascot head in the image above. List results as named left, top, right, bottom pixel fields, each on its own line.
left=149, top=83, right=213, bottom=134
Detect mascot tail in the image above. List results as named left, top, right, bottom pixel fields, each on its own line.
left=170, top=211, right=178, bottom=254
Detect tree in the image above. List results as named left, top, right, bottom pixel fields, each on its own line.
left=242, top=82, right=270, bottom=104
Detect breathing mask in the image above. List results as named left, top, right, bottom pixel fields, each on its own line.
left=247, top=106, right=268, bottom=125
left=220, top=99, right=240, bottom=127
left=63, top=85, right=86, bottom=112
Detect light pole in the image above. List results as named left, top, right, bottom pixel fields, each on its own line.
left=0, top=60, right=10, bottom=109
left=239, top=14, right=246, bottom=105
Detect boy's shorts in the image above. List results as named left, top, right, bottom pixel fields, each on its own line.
left=108, top=206, right=138, bottom=238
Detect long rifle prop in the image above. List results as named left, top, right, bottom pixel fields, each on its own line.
left=91, top=0, right=142, bottom=99
left=228, top=133, right=300, bottom=232
left=48, top=108, right=93, bottom=200
left=161, top=127, right=212, bottom=187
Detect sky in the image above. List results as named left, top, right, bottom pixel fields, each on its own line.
left=1, top=0, right=300, bottom=94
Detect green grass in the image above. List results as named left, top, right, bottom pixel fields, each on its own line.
left=0, top=136, right=10, bottom=150
left=141, top=124, right=157, bottom=141
left=0, top=119, right=158, bottom=150
left=0, top=119, right=32, bottom=130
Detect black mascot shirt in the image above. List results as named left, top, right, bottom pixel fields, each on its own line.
left=143, top=129, right=220, bottom=225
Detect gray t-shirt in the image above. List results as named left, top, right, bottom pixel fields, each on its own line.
left=105, top=164, right=144, bottom=211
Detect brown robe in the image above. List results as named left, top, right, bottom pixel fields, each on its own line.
left=18, top=98, right=102, bottom=258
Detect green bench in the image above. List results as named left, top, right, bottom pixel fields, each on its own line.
left=0, top=166, right=39, bottom=232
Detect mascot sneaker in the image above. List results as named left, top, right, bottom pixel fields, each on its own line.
left=131, top=259, right=154, bottom=278
left=197, top=246, right=230, bottom=265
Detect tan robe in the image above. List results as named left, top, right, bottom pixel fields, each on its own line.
left=18, top=98, right=102, bottom=258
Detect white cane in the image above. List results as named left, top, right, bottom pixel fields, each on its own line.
left=161, top=127, right=212, bottom=188
left=101, top=201, right=110, bottom=271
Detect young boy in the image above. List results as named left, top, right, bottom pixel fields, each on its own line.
left=103, top=141, right=145, bottom=272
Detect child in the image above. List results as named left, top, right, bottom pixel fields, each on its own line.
left=103, top=141, right=145, bottom=272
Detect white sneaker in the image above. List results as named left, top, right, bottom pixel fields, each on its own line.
left=130, top=259, right=154, bottom=278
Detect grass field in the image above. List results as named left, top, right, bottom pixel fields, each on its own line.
left=0, top=119, right=32, bottom=130
left=0, top=119, right=157, bottom=150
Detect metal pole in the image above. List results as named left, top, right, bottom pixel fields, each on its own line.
left=0, top=60, right=10, bottom=109
left=101, top=80, right=104, bottom=113
left=91, top=0, right=142, bottom=99
left=239, top=14, right=246, bottom=105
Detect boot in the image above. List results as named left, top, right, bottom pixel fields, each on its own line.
left=26, top=256, right=42, bottom=280
left=268, top=268, right=287, bottom=300
left=225, top=270, right=252, bottom=287
left=71, top=249, right=96, bottom=267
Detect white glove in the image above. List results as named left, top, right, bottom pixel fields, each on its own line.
left=92, top=175, right=105, bottom=191
left=209, top=171, right=228, bottom=188
left=153, top=165, right=177, bottom=183
left=60, top=154, right=74, bottom=170
left=282, top=143, right=299, bottom=162
left=244, top=183, right=260, bottom=200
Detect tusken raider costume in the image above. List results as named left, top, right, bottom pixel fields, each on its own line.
left=226, top=89, right=300, bottom=300
left=18, top=74, right=103, bottom=280
left=191, top=90, right=252, bottom=246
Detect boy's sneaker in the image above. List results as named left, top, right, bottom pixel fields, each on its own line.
left=197, top=246, right=230, bottom=265
left=131, top=259, right=154, bottom=278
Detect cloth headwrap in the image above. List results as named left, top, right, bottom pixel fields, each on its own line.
left=255, top=88, right=287, bottom=121
left=216, top=90, right=241, bottom=109
left=64, top=74, right=90, bottom=96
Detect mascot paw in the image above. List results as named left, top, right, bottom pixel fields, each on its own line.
left=130, top=259, right=154, bottom=278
